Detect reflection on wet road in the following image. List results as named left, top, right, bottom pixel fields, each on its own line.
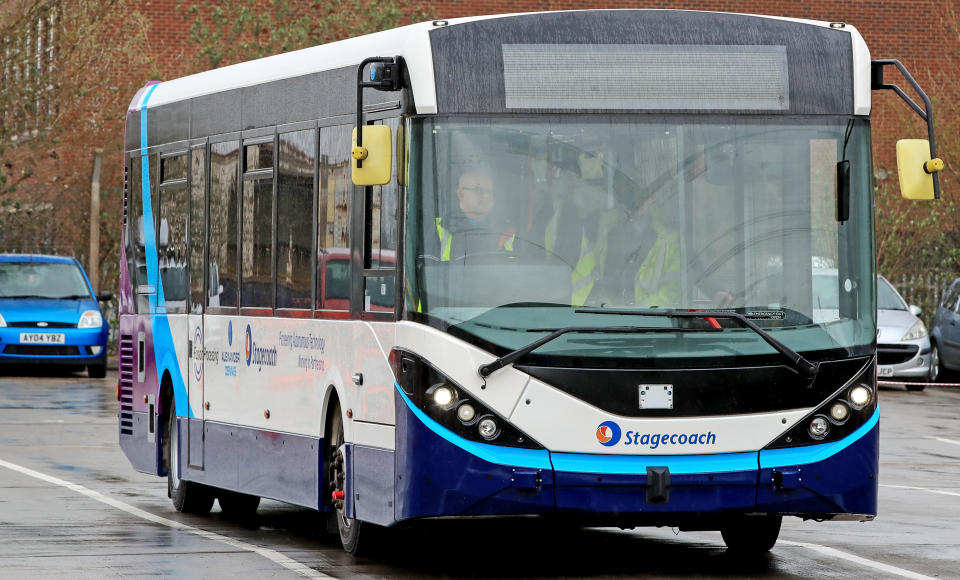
left=0, top=369, right=958, bottom=578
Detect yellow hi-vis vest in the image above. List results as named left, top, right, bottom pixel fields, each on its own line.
left=572, top=212, right=680, bottom=308
left=434, top=217, right=515, bottom=261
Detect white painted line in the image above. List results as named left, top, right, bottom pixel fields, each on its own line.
left=881, top=483, right=960, bottom=498
left=0, top=458, right=331, bottom=579
left=781, top=540, right=935, bottom=580
left=925, top=435, right=960, bottom=447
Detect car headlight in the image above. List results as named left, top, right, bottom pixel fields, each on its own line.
left=901, top=320, right=928, bottom=341
left=0, top=312, right=5, bottom=327
left=78, top=310, right=103, bottom=329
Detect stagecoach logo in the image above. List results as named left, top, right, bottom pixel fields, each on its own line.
left=244, top=324, right=278, bottom=370
left=596, top=421, right=622, bottom=447
left=193, top=325, right=203, bottom=381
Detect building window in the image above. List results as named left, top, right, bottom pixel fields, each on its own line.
left=1, top=2, right=58, bottom=139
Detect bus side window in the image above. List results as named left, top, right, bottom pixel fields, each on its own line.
left=276, top=130, right=315, bottom=310
left=317, top=125, right=353, bottom=312
left=209, top=140, right=240, bottom=310
left=189, top=146, right=206, bottom=314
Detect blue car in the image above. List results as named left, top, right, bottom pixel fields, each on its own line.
left=0, top=254, right=112, bottom=377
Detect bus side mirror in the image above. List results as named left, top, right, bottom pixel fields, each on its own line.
left=896, top=139, right=943, bottom=200
left=352, top=125, right=392, bottom=186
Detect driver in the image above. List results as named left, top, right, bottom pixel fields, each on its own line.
left=433, top=169, right=517, bottom=262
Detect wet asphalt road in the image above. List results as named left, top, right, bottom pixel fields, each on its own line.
left=0, top=368, right=959, bottom=579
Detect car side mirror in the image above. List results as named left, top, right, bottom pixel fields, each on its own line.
left=909, top=304, right=922, bottom=316
left=97, top=290, right=114, bottom=302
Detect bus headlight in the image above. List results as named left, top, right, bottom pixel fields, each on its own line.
left=457, top=403, right=476, bottom=423
left=478, top=416, right=500, bottom=440
left=428, top=384, right=457, bottom=409
left=809, top=416, right=830, bottom=440
left=0, top=312, right=6, bottom=327
left=391, top=349, right=542, bottom=450
left=764, top=361, right=877, bottom=449
left=849, top=384, right=872, bottom=409
left=829, top=402, right=850, bottom=422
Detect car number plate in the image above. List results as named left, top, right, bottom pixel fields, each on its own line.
left=19, top=333, right=66, bottom=344
left=878, top=366, right=894, bottom=377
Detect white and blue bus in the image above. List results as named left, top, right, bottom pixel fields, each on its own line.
left=118, top=10, right=943, bottom=554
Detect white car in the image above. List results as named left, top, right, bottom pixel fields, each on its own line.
left=813, top=272, right=932, bottom=390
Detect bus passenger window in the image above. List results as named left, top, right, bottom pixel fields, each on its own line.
left=277, top=130, right=315, bottom=310
left=209, top=140, right=239, bottom=309
left=241, top=139, right=275, bottom=309
left=318, top=125, right=353, bottom=312
left=189, top=147, right=206, bottom=314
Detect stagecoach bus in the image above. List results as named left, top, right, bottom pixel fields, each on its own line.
left=118, top=10, right=943, bottom=554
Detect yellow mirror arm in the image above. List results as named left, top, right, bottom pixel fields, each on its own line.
left=352, top=146, right=369, bottom=161
left=925, top=158, right=945, bottom=174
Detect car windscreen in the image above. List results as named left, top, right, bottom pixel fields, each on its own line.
left=0, top=262, right=92, bottom=299
left=877, top=277, right=908, bottom=311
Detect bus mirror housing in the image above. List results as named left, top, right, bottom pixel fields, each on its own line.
left=896, top=139, right=942, bottom=200
left=872, top=59, right=943, bottom=200
left=352, top=126, right=392, bottom=186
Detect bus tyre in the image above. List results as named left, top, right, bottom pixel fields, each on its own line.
left=88, top=363, right=106, bottom=379
left=720, top=515, right=781, bottom=553
left=327, top=403, right=375, bottom=555
left=218, top=490, right=260, bottom=519
left=166, top=410, right=215, bottom=514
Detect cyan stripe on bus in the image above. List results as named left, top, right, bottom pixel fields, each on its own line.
left=758, top=407, right=879, bottom=469
left=395, top=384, right=552, bottom=470
left=140, top=83, right=193, bottom=419
left=551, top=449, right=758, bottom=474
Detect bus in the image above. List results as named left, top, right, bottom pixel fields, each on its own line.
left=118, top=9, right=943, bottom=555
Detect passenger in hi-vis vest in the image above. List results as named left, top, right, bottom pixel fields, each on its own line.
left=573, top=184, right=682, bottom=308
left=433, top=169, right=517, bottom=262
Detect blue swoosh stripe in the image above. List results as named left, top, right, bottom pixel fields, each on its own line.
left=759, top=408, right=879, bottom=468
left=140, top=84, right=191, bottom=418
left=396, top=385, right=552, bottom=470
left=551, top=450, right=758, bottom=474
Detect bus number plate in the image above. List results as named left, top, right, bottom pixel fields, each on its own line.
left=20, top=333, right=66, bottom=344
left=639, top=384, right=674, bottom=409
left=878, top=366, right=894, bottom=377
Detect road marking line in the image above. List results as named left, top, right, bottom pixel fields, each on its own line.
left=881, top=483, right=960, bottom=498
left=925, top=435, right=960, bottom=447
left=781, top=540, right=935, bottom=580
left=0, top=458, right=331, bottom=579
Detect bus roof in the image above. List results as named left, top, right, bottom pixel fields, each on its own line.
left=131, top=10, right=869, bottom=116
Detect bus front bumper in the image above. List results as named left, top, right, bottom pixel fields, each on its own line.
left=395, top=391, right=878, bottom=524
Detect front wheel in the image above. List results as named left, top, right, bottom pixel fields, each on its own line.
left=327, top=402, right=379, bottom=554
left=166, top=409, right=215, bottom=514
left=720, top=515, right=781, bottom=553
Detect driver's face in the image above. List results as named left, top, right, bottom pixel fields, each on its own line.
left=457, top=172, right=495, bottom=220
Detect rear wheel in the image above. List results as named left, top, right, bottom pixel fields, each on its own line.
left=218, top=489, right=260, bottom=519
left=720, top=516, right=781, bottom=553
left=166, top=409, right=215, bottom=514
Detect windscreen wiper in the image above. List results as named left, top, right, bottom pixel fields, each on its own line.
left=577, top=308, right=819, bottom=379
left=0, top=294, right=52, bottom=299
left=477, top=324, right=721, bottom=378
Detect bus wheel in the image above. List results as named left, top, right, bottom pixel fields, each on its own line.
left=218, top=490, right=260, bottom=519
left=720, top=515, right=781, bottom=553
left=166, top=410, right=214, bottom=514
left=327, top=404, right=366, bottom=554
